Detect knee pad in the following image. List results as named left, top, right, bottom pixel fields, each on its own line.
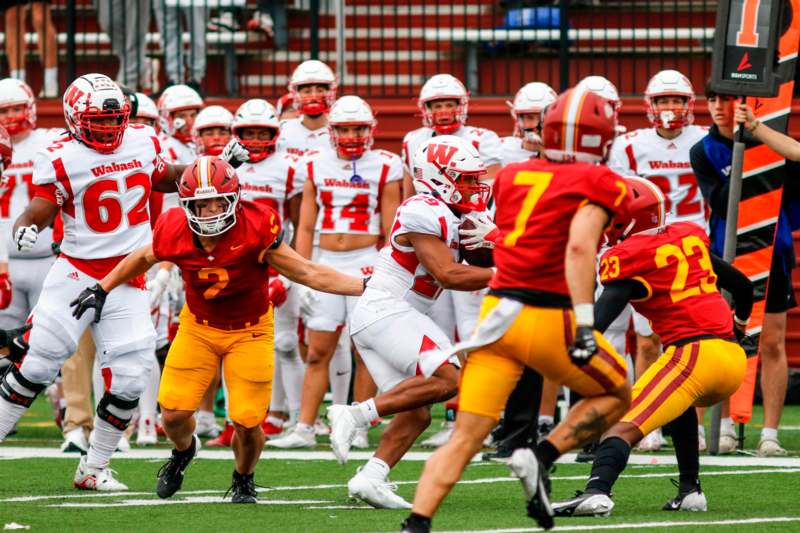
left=103, top=349, right=155, bottom=400
left=0, top=365, right=47, bottom=407
left=18, top=351, right=62, bottom=386
left=97, top=392, right=139, bottom=431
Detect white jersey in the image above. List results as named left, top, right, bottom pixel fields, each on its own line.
left=499, top=135, right=537, bottom=166
left=608, top=125, right=708, bottom=229
left=401, top=125, right=503, bottom=174
left=367, top=194, right=462, bottom=315
left=33, top=124, right=165, bottom=260
left=277, top=117, right=330, bottom=156
left=296, top=147, right=402, bottom=235
left=158, top=134, right=196, bottom=164
left=238, top=152, right=303, bottom=221
left=1, top=128, right=62, bottom=257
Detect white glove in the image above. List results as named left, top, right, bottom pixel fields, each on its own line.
left=146, top=268, right=171, bottom=311
left=298, top=286, right=319, bottom=318
left=14, top=224, right=38, bottom=252
left=459, top=213, right=499, bottom=250
left=220, top=138, right=250, bottom=168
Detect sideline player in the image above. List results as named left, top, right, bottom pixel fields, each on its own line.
left=278, top=60, right=336, bottom=156
left=328, top=136, right=493, bottom=509
left=157, top=84, right=204, bottom=165
left=72, top=156, right=366, bottom=502
left=192, top=105, right=233, bottom=157
left=500, top=82, right=557, bottom=165
left=552, top=177, right=751, bottom=516
left=269, top=95, right=402, bottom=449
left=0, top=74, right=192, bottom=490
left=400, top=88, right=632, bottom=533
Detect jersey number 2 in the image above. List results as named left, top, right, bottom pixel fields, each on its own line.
left=198, top=267, right=229, bottom=299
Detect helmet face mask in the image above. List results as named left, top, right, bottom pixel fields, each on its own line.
left=157, top=84, right=204, bottom=143
left=418, top=74, right=469, bottom=135
left=232, top=99, right=281, bottom=162
left=236, top=126, right=278, bottom=162
left=328, top=96, right=376, bottom=158
left=644, top=70, right=695, bottom=130
left=63, top=74, right=130, bottom=154
left=412, top=135, right=488, bottom=212
left=197, top=126, right=231, bottom=156
left=288, top=60, right=338, bottom=117
left=294, top=83, right=334, bottom=116
left=178, top=156, right=241, bottom=237
left=508, top=82, right=556, bottom=146
left=192, top=105, right=233, bottom=156
left=0, top=79, right=36, bottom=136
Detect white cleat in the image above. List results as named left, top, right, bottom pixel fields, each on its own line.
left=352, top=428, right=369, bottom=449
left=348, top=469, right=412, bottom=509
left=663, top=482, right=707, bottom=512
left=717, top=430, right=738, bottom=454
left=552, top=491, right=614, bottom=517
left=509, top=448, right=555, bottom=529
left=328, top=405, right=363, bottom=464
left=637, top=429, right=665, bottom=452
left=60, top=428, right=89, bottom=453
left=420, top=421, right=453, bottom=448
left=757, top=437, right=788, bottom=457
left=73, top=455, right=128, bottom=491
left=136, top=417, right=158, bottom=446
left=265, top=427, right=316, bottom=449
left=116, top=434, right=131, bottom=453
left=314, top=417, right=330, bottom=436
left=194, top=412, right=222, bottom=438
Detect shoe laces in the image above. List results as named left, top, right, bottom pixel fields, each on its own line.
left=223, top=475, right=265, bottom=500
left=158, top=449, right=192, bottom=479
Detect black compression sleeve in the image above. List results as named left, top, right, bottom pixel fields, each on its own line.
left=711, top=254, right=754, bottom=320
left=594, top=279, right=648, bottom=333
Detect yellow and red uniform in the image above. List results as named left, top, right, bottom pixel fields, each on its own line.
left=152, top=200, right=283, bottom=427
left=600, top=222, right=746, bottom=435
left=459, top=158, right=630, bottom=420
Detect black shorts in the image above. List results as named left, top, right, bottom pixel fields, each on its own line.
left=765, top=254, right=797, bottom=313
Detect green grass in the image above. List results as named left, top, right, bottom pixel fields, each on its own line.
left=1, top=398, right=800, bottom=532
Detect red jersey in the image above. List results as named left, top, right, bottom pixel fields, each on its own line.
left=152, top=201, right=283, bottom=329
left=599, top=222, right=733, bottom=346
left=491, top=159, right=628, bottom=297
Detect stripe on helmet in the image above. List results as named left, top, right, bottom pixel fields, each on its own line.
left=563, top=88, right=588, bottom=155
left=630, top=176, right=667, bottom=226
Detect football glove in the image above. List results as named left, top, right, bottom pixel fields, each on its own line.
left=220, top=139, right=250, bottom=169
left=0, top=273, right=11, bottom=310
left=70, top=284, right=109, bottom=323
left=146, top=268, right=171, bottom=311
left=459, top=212, right=499, bottom=250
left=268, top=276, right=290, bottom=308
left=14, top=224, right=38, bottom=252
left=299, top=286, right=319, bottom=318
left=568, top=325, right=598, bottom=365
left=0, top=323, right=31, bottom=364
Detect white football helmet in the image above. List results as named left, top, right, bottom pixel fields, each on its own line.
left=132, top=92, right=158, bottom=128
left=507, top=82, right=557, bottom=143
left=288, top=60, right=337, bottom=116
left=576, top=76, right=621, bottom=109
left=644, top=69, right=695, bottom=129
left=412, top=135, right=489, bottom=212
left=0, top=78, right=36, bottom=135
left=63, top=73, right=129, bottom=153
left=232, top=99, right=280, bottom=162
left=192, top=105, right=233, bottom=156
left=418, top=74, right=469, bottom=135
left=328, top=95, right=376, bottom=158
left=157, top=84, right=204, bottom=142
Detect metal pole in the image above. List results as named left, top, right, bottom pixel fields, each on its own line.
left=708, top=96, right=747, bottom=455
left=558, top=0, right=569, bottom=91
left=334, top=0, right=346, bottom=89
left=66, top=0, right=77, bottom=84
left=310, top=0, right=321, bottom=60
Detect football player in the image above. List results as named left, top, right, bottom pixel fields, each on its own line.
left=268, top=96, right=402, bottom=449
left=130, top=93, right=159, bottom=129
left=72, top=156, right=366, bottom=503
left=551, top=177, right=751, bottom=516
left=276, top=93, right=299, bottom=122
left=0, top=74, right=194, bottom=490
left=400, top=88, right=632, bottom=533
left=192, top=105, right=234, bottom=157
left=157, top=84, right=204, bottom=165
left=500, top=82, right=558, bottom=165
left=277, top=60, right=336, bottom=156
left=328, top=136, right=493, bottom=509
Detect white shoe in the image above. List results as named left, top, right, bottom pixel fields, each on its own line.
left=348, top=469, right=412, bottom=509
left=328, top=405, right=363, bottom=464
left=116, top=434, right=131, bottom=453
left=757, top=437, right=788, bottom=457
left=195, top=412, right=222, bottom=438
left=420, top=421, right=453, bottom=448
left=265, top=427, right=316, bottom=449
left=314, top=417, right=330, bottom=436
left=718, top=431, right=738, bottom=454
left=698, top=433, right=707, bottom=453
left=352, top=428, right=369, bottom=449
left=136, top=416, right=158, bottom=446
left=637, top=429, right=665, bottom=452
left=663, top=481, right=707, bottom=512
left=552, top=491, right=614, bottom=517
left=61, top=428, right=89, bottom=453
left=73, top=455, right=128, bottom=491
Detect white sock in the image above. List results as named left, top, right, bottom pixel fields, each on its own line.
left=361, top=457, right=390, bottom=480
left=86, top=417, right=123, bottom=469
left=278, top=348, right=305, bottom=413
left=266, top=415, right=284, bottom=428
left=296, top=422, right=314, bottom=434
left=329, top=338, right=352, bottom=405
left=538, top=415, right=554, bottom=425
left=44, top=67, right=57, bottom=91
left=270, top=350, right=288, bottom=412
left=761, top=427, right=779, bottom=441
left=720, top=417, right=735, bottom=435
left=0, top=397, right=28, bottom=440
left=697, top=425, right=706, bottom=438
left=138, top=358, right=160, bottom=427
left=92, top=360, right=104, bottom=409
left=355, top=398, right=379, bottom=425
left=10, top=69, right=24, bottom=81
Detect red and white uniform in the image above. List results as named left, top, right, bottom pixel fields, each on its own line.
left=0, top=128, right=61, bottom=328
left=499, top=135, right=537, bottom=166
left=608, top=125, right=708, bottom=230
left=350, top=194, right=462, bottom=392
left=402, top=125, right=502, bottom=175
left=277, top=117, right=330, bottom=157
left=158, top=134, right=195, bottom=165
left=296, top=146, right=402, bottom=332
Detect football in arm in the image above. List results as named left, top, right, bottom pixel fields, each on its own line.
left=459, top=217, right=494, bottom=268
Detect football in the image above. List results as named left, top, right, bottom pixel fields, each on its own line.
left=459, top=217, right=494, bottom=267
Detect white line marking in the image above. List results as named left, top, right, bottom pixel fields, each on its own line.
left=436, top=516, right=800, bottom=533
left=48, top=497, right=331, bottom=508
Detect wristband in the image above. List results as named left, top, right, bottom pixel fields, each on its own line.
left=734, top=315, right=748, bottom=327
left=747, top=119, right=761, bottom=134
left=574, top=303, right=594, bottom=327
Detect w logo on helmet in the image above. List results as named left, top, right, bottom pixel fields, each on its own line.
left=426, top=144, right=458, bottom=167
left=64, top=85, right=85, bottom=108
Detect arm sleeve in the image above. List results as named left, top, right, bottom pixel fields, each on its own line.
left=595, top=279, right=648, bottom=333
left=397, top=201, right=446, bottom=238
left=478, top=130, right=503, bottom=166
left=691, top=141, right=729, bottom=218
left=711, top=254, right=754, bottom=320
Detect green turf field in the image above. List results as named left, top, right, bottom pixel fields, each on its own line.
left=1, top=398, right=800, bottom=532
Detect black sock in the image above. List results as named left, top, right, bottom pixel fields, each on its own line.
left=402, top=513, right=431, bottom=533
left=176, top=436, right=196, bottom=457
left=233, top=470, right=253, bottom=480
left=666, top=407, right=700, bottom=492
left=535, top=439, right=560, bottom=470
left=585, top=436, right=631, bottom=495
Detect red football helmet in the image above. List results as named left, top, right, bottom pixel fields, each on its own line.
left=0, top=125, right=12, bottom=176
left=178, top=156, right=241, bottom=236
left=605, top=176, right=666, bottom=246
left=542, top=87, right=618, bottom=163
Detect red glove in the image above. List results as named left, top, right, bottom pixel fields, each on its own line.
left=268, top=277, right=288, bottom=308
left=0, top=273, right=11, bottom=310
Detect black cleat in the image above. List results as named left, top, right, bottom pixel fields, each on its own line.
left=481, top=445, right=513, bottom=463
left=400, top=515, right=431, bottom=533
left=509, top=448, right=555, bottom=530
left=575, top=441, right=598, bottom=463
left=156, top=435, right=198, bottom=498
left=227, top=471, right=258, bottom=503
